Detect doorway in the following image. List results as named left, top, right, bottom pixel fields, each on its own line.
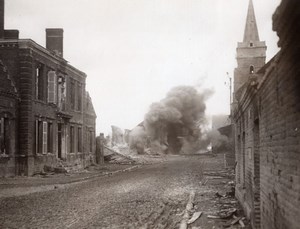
left=57, top=123, right=66, bottom=159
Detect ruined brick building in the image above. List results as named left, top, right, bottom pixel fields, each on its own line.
left=0, top=0, right=96, bottom=177
left=232, top=0, right=300, bottom=228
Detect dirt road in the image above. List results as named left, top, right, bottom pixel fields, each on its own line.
left=0, top=154, right=239, bottom=229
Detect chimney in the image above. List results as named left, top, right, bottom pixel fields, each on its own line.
left=0, top=0, right=4, bottom=39
left=46, top=28, right=63, bottom=57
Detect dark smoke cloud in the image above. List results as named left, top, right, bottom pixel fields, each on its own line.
left=130, top=86, right=213, bottom=154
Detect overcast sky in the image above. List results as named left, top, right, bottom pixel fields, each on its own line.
left=5, top=0, right=281, bottom=135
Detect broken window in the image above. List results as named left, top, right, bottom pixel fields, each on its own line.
left=47, top=71, right=57, bottom=104
left=35, top=64, right=44, bottom=100
left=250, top=66, right=254, bottom=74
left=0, top=117, right=9, bottom=154
left=70, top=126, right=75, bottom=153
left=78, top=127, right=82, bottom=152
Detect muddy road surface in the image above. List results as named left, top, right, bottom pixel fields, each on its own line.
left=0, top=154, right=230, bottom=229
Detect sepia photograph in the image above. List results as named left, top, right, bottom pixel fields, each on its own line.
left=0, top=0, right=299, bottom=228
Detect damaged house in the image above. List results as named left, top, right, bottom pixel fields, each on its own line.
left=0, top=0, right=96, bottom=177
left=232, top=0, right=300, bottom=228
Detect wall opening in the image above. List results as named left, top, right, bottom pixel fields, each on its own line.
left=47, top=122, right=53, bottom=154
left=0, top=117, right=9, bottom=154
left=250, top=66, right=254, bottom=74
left=70, top=126, right=75, bottom=153
left=35, top=64, right=44, bottom=100
left=57, top=123, right=66, bottom=159
left=78, top=127, right=82, bottom=153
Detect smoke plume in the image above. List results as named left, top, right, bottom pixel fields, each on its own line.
left=209, top=129, right=231, bottom=152
left=130, top=86, right=213, bottom=154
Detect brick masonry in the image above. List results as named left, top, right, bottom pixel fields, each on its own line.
left=0, top=1, right=97, bottom=176
left=233, top=1, right=300, bottom=228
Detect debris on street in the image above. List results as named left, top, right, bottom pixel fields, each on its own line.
left=188, top=211, right=203, bottom=224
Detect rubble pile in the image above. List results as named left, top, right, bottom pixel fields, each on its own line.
left=39, top=159, right=87, bottom=176
left=103, top=146, right=135, bottom=164
left=187, top=166, right=250, bottom=228
left=104, top=144, right=167, bottom=165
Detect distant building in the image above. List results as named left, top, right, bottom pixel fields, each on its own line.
left=211, top=115, right=230, bottom=130
left=0, top=0, right=96, bottom=176
left=232, top=0, right=300, bottom=228
left=211, top=115, right=234, bottom=167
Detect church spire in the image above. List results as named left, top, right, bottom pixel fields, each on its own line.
left=243, top=0, right=260, bottom=42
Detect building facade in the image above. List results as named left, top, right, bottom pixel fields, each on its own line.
left=0, top=0, right=96, bottom=177
left=232, top=0, right=300, bottom=228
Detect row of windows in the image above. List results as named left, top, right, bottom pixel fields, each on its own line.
left=35, top=63, right=83, bottom=111
left=35, top=120, right=93, bottom=155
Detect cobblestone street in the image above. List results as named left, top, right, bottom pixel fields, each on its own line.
left=0, top=154, right=240, bottom=229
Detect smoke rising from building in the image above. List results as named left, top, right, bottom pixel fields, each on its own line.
left=130, top=86, right=213, bottom=154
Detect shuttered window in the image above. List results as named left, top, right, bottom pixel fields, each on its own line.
left=48, top=71, right=57, bottom=104
left=42, top=121, right=48, bottom=154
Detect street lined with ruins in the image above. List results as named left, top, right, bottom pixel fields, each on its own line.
left=0, top=154, right=243, bottom=228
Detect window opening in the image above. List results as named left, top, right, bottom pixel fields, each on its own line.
left=78, top=127, right=82, bottom=152
left=70, top=126, right=75, bottom=153
left=71, top=81, right=75, bottom=110
left=47, top=71, right=57, bottom=104
left=35, top=64, right=44, bottom=100
left=47, top=122, right=53, bottom=153
left=77, top=84, right=82, bottom=111
left=0, top=117, right=9, bottom=154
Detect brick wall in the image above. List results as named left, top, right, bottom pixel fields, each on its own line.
left=0, top=53, right=18, bottom=177
left=258, top=53, right=300, bottom=229
left=257, top=1, right=300, bottom=228
left=234, top=86, right=261, bottom=228
left=0, top=39, right=97, bottom=176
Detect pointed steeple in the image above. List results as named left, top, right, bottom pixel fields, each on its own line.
left=243, top=0, right=260, bottom=42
